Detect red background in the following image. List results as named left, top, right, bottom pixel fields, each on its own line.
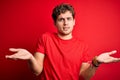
left=0, top=0, right=120, bottom=80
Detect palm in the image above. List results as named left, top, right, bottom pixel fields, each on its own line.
left=97, top=50, right=120, bottom=63
left=6, top=48, right=33, bottom=60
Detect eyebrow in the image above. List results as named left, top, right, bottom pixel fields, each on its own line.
left=58, top=16, right=72, bottom=19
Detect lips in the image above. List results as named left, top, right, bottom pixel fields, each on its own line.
left=63, top=27, right=70, bottom=31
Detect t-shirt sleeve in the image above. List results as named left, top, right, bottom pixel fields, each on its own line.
left=36, top=34, right=46, bottom=54
left=82, top=43, right=92, bottom=62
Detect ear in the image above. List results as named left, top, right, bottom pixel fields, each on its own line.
left=54, top=22, right=56, bottom=26
left=52, top=20, right=56, bottom=27
left=73, top=19, right=75, bottom=26
left=53, top=20, right=56, bottom=26
left=54, top=21, right=58, bottom=28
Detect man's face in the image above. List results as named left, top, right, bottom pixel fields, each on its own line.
left=55, top=11, right=75, bottom=35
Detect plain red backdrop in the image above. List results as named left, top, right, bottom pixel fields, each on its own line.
left=0, top=0, right=120, bottom=80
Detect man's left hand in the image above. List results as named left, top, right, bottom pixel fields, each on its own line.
left=97, top=50, right=120, bottom=63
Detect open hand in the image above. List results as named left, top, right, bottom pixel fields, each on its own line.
left=5, top=48, right=33, bottom=60
left=96, top=50, right=120, bottom=63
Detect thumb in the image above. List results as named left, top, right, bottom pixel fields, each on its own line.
left=108, top=50, right=117, bottom=55
left=5, top=55, right=12, bottom=58
left=5, top=55, right=17, bottom=60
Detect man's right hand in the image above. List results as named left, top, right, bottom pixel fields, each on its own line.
left=5, top=48, right=33, bottom=60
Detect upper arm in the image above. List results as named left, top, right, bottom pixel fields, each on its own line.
left=34, top=52, right=45, bottom=67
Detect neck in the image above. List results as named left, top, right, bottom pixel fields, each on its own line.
left=57, top=33, right=73, bottom=40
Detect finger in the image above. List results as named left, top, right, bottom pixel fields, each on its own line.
left=108, top=50, right=117, bottom=55
left=5, top=55, right=17, bottom=60
left=111, top=58, right=120, bottom=62
left=9, top=48, right=20, bottom=52
left=5, top=55, right=14, bottom=59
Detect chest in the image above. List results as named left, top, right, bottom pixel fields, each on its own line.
left=45, top=39, right=85, bottom=66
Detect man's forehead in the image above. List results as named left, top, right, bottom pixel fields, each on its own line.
left=58, top=11, right=72, bottom=18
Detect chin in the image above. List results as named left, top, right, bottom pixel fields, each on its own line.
left=62, top=32, right=72, bottom=35
left=58, top=30, right=72, bottom=35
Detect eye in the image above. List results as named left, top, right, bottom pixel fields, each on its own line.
left=58, top=18, right=64, bottom=22
left=67, top=17, right=72, bottom=21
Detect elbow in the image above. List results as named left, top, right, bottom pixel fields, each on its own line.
left=34, top=72, right=40, bottom=76
left=34, top=71, right=42, bottom=76
left=30, top=66, right=43, bottom=76
left=80, top=72, right=95, bottom=80
left=31, top=67, right=43, bottom=76
left=80, top=75, right=91, bottom=80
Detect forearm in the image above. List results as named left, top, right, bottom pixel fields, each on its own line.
left=28, top=56, right=43, bottom=76
left=80, top=63, right=98, bottom=80
left=80, top=57, right=101, bottom=80
left=6, top=48, right=44, bottom=76
left=80, top=50, right=119, bottom=80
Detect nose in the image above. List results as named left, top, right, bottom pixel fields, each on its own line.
left=64, top=19, right=68, bottom=25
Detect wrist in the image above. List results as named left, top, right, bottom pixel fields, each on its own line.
left=92, top=56, right=101, bottom=67
left=29, top=54, right=34, bottom=61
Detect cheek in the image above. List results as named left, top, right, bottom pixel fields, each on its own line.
left=70, top=22, right=75, bottom=28
left=72, top=20, right=75, bottom=26
left=56, top=22, right=63, bottom=27
left=56, top=25, right=63, bottom=30
left=73, top=21, right=75, bottom=26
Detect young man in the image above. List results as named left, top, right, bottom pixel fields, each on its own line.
left=6, top=3, right=120, bottom=80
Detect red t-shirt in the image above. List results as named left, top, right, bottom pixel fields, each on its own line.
left=36, top=32, right=91, bottom=80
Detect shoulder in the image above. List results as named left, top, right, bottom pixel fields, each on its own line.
left=40, top=32, right=56, bottom=40
left=42, top=32, right=52, bottom=36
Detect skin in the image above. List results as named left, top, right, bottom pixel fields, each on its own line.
left=5, top=11, right=120, bottom=79
left=55, top=11, right=75, bottom=40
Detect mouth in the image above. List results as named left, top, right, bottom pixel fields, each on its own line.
left=63, top=27, right=70, bottom=31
